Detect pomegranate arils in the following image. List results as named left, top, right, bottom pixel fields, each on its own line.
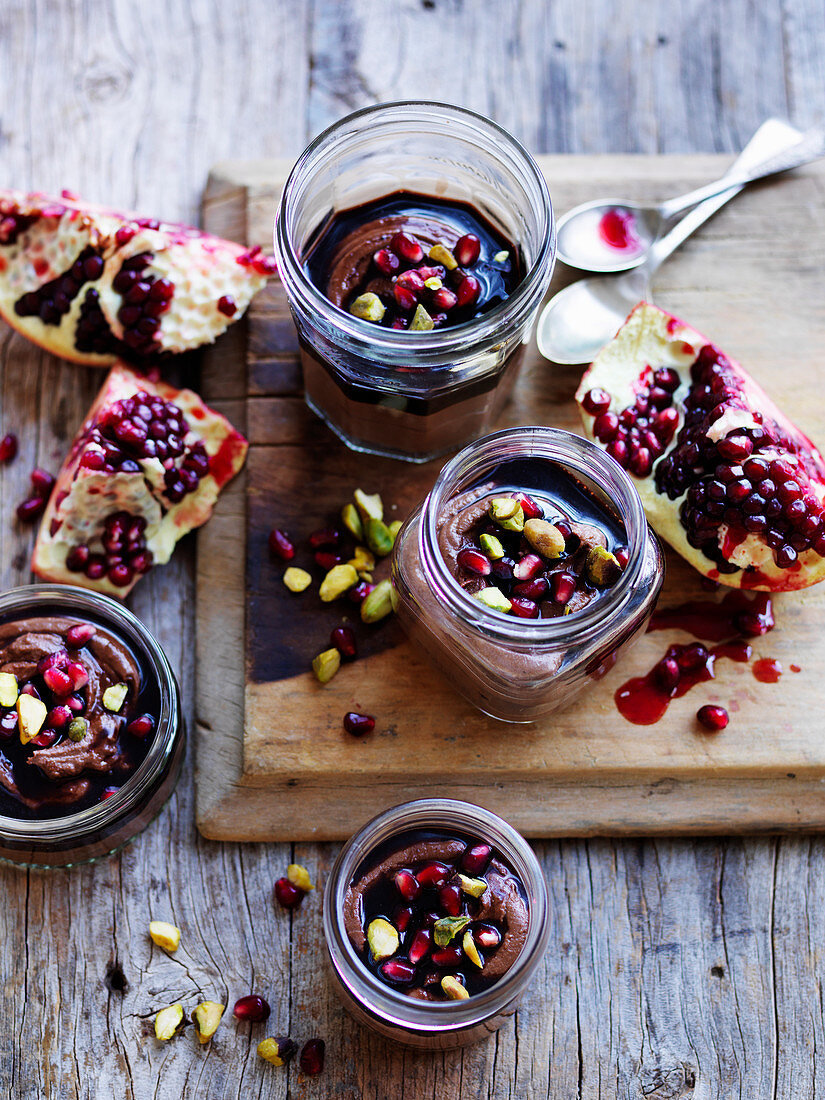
left=66, top=623, right=95, bottom=647
left=31, top=730, right=58, bottom=748
left=45, top=705, right=72, bottom=729
left=299, top=1038, right=325, bottom=1076
left=393, top=283, right=417, bottom=311
left=395, top=869, right=421, bottom=902
left=513, top=554, right=543, bottom=581
left=677, top=643, right=709, bottom=672
left=14, top=246, right=103, bottom=324
left=455, top=274, right=480, bottom=308
left=417, top=861, right=449, bottom=888
left=510, top=596, right=539, bottom=618
left=100, top=786, right=119, bottom=801
left=431, top=946, right=463, bottom=967
left=126, top=714, right=154, bottom=738
left=513, top=577, right=548, bottom=600
left=474, top=924, right=501, bottom=950
left=550, top=571, right=576, bottom=605
left=233, top=995, right=271, bottom=1023
left=461, top=844, right=491, bottom=875
left=16, top=496, right=47, bottom=522
left=314, top=550, right=342, bottom=571
left=43, top=667, right=73, bottom=695
left=217, top=294, right=237, bottom=317
left=432, top=287, right=457, bottom=312
left=373, top=248, right=400, bottom=275
left=268, top=528, right=295, bottom=560
left=454, top=233, right=481, bottom=266
left=582, top=388, right=611, bottom=415
left=697, top=704, right=729, bottom=731
left=343, top=710, right=375, bottom=737
left=457, top=548, right=491, bottom=576
left=390, top=232, right=424, bottom=265
left=380, top=957, right=415, bottom=983
left=409, top=928, right=432, bottom=965
left=594, top=412, right=620, bottom=442
left=309, top=526, right=340, bottom=549
left=273, top=877, right=305, bottom=910
left=439, top=883, right=462, bottom=915
left=331, top=625, right=357, bottom=660
left=654, top=656, right=680, bottom=693
left=395, top=907, right=413, bottom=934
left=0, top=433, right=17, bottom=464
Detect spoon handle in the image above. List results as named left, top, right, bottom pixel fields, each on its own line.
left=647, top=119, right=812, bottom=273
left=658, top=126, right=825, bottom=221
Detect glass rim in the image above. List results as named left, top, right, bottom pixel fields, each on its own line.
left=323, top=798, right=550, bottom=1031
left=415, top=425, right=651, bottom=644
left=0, top=584, right=181, bottom=842
left=274, top=100, right=555, bottom=362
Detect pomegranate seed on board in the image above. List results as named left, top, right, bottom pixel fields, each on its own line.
left=299, top=1038, right=326, bottom=1076
left=0, top=433, right=18, bottom=463
left=273, top=877, right=304, bottom=909
left=233, top=995, right=271, bottom=1022
left=343, top=712, right=374, bottom=736
left=331, top=625, right=357, bottom=660
left=697, top=704, right=729, bottom=731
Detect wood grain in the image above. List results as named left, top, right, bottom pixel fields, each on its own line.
left=1, top=1, right=825, bottom=1097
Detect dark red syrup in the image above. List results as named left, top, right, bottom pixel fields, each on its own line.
left=648, top=590, right=774, bottom=640
left=752, top=658, right=782, bottom=683
left=598, top=208, right=642, bottom=252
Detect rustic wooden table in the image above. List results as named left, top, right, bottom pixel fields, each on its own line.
left=1, top=3, right=824, bottom=1097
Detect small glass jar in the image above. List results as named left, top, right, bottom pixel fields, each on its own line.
left=0, top=584, right=184, bottom=867
left=323, top=798, right=550, bottom=1049
left=391, top=426, right=664, bottom=722
left=274, top=101, right=555, bottom=463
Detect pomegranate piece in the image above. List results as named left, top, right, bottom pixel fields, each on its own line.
left=299, top=1038, right=326, bottom=1076
left=233, top=995, right=271, bottom=1023
left=416, top=861, right=450, bottom=888
left=408, top=928, right=432, bottom=965
left=457, top=548, right=491, bottom=576
left=438, top=883, right=462, bottom=916
left=577, top=303, right=825, bottom=590
left=343, top=711, right=375, bottom=736
left=697, top=704, right=729, bottom=731
left=66, top=623, right=95, bottom=647
left=473, top=923, right=501, bottom=950
left=454, top=233, right=481, bottom=267
left=31, top=363, right=247, bottom=597
left=126, top=714, right=155, bottom=739
left=431, top=946, right=463, bottom=967
left=0, top=188, right=274, bottom=365
left=273, top=877, right=305, bottom=910
left=309, top=526, right=341, bottom=549
left=380, top=958, right=415, bottom=983
left=331, top=625, right=357, bottom=660
left=390, top=232, right=424, bottom=265
left=461, top=844, right=492, bottom=875
left=394, top=869, right=421, bottom=902
left=268, top=528, right=294, bottom=560
left=0, top=433, right=17, bottom=464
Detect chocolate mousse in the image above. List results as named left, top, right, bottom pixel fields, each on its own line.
left=344, top=830, right=529, bottom=1000
left=0, top=615, right=159, bottom=818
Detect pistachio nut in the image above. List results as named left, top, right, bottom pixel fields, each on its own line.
left=283, top=567, right=312, bottom=593
left=193, top=1001, right=225, bottom=1043
left=154, top=1003, right=184, bottom=1041
left=457, top=874, right=487, bottom=898
left=67, top=717, right=89, bottom=742
left=479, top=533, right=504, bottom=560
left=365, top=518, right=393, bottom=558
left=463, top=930, right=483, bottom=968
left=102, top=683, right=128, bottom=713
left=410, top=303, right=435, bottom=331
left=423, top=276, right=443, bottom=290
left=434, top=915, right=471, bottom=947
left=586, top=545, right=623, bottom=587
left=388, top=520, right=403, bottom=544
left=440, top=975, right=470, bottom=1000
left=360, top=579, right=393, bottom=624
left=353, top=489, right=383, bottom=524
left=258, top=1036, right=298, bottom=1066
left=149, top=920, right=181, bottom=953
left=319, top=563, right=358, bottom=602
left=287, top=863, right=314, bottom=892
left=367, top=917, right=400, bottom=961
left=341, top=502, right=364, bottom=541
left=428, top=243, right=458, bottom=270
left=489, top=497, right=525, bottom=533
left=474, top=587, right=512, bottom=614
left=493, top=250, right=510, bottom=263
left=312, top=648, right=341, bottom=684
left=0, top=672, right=18, bottom=708
left=348, top=292, right=386, bottom=322
left=523, top=518, right=566, bottom=559
left=347, top=546, right=375, bottom=573
left=17, top=694, right=47, bottom=744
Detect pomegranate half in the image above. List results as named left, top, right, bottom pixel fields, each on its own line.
left=0, top=188, right=275, bottom=366
left=31, top=362, right=247, bottom=596
left=576, top=303, right=825, bottom=591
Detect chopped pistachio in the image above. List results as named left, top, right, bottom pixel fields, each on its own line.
left=149, top=920, right=181, bottom=952
left=319, top=563, right=359, bottom=602
left=410, top=303, right=434, bottom=331
left=367, top=917, right=400, bottom=961
left=103, top=683, right=128, bottom=713
left=349, top=292, right=386, bottom=322
left=258, top=1036, right=297, bottom=1066
left=312, top=648, right=341, bottom=684
left=523, top=518, right=566, bottom=559
left=423, top=276, right=443, bottom=290
left=17, top=694, right=47, bottom=744
left=365, top=518, right=393, bottom=557
left=585, top=545, right=623, bottom=587
left=354, top=489, right=383, bottom=524
left=193, top=1001, right=225, bottom=1043
left=388, top=520, right=403, bottom=544
left=154, top=1003, right=184, bottom=1041
left=361, top=579, right=393, bottom=624
left=474, top=587, right=512, bottom=614
left=479, top=533, right=504, bottom=560
left=283, top=566, right=312, bottom=593
left=463, top=930, right=484, bottom=968
left=287, top=863, right=314, bottom=892
left=493, top=249, right=510, bottom=263
left=428, top=243, right=458, bottom=270
left=434, top=915, right=471, bottom=947
left=489, top=497, right=525, bottom=533
left=0, top=672, right=18, bottom=708
left=347, top=546, right=375, bottom=574
left=358, top=571, right=374, bottom=584
left=441, top=975, right=470, bottom=1000
left=341, top=502, right=365, bottom=541
left=457, top=874, right=487, bottom=898
left=67, top=717, right=89, bottom=742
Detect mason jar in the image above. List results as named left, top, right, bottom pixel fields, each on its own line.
left=391, top=426, right=664, bottom=722
left=274, top=101, right=555, bottom=462
left=0, top=584, right=184, bottom=867
left=323, top=798, right=550, bottom=1049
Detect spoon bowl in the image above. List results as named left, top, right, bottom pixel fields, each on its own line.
left=536, top=269, right=650, bottom=365
left=555, top=199, right=662, bottom=273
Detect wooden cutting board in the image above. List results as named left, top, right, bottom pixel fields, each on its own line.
left=195, top=154, right=825, bottom=841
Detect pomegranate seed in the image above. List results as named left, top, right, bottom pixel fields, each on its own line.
left=65, top=693, right=85, bottom=713
left=490, top=557, right=514, bottom=582
left=776, top=544, right=798, bottom=568
left=100, top=786, right=119, bottom=801
left=396, top=270, right=426, bottom=292
left=331, top=625, right=357, bottom=660
left=16, top=496, right=47, bottom=522
left=461, top=844, right=491, bottom=875
left=629, top=447, right=652, bottom=477
left=30, top=467, right=55, bottom=495
left=513, top=554, right=543, bottom=581
left=654, top=656, right=681, bottom=693
left=126, top=714, right=154, bottom=738
left=454, top=234, right=481, bottom=266
left=510, top=596, right=539, bottom=618
left=309, top=526, right=341, bottom=549
left=30, top=729, right=58, bottom=748
left=268, top=528, right=295, bottom=560
left=417, top=861, right=449, bottom=888
left=0, top=712, right=18, bottom=738
left=343, top=712, right=375, bottom=737
left=314, top=550, right=343, bottom=571
left=348, top=581, right=374, bottom=604
left=515, top=494, right=542, bottom=520
left=217, top=294, right=236, bottom=317
left=45, top=705, right=72, bottom=729
left=299, top=1038, right=325, bottom=1076
left=390, top=231, right=424, bottom=264
left=108, top=563, right=134, bottom=587
left=431, top=947, right=463, bottom=967
left=678, top=643, right=709, bottom=671
left=373, top=248, right=400, bottom=275
left=697, top=704, right=729, bottom=731
left=655, top=407, right=679, bottom=442
left=457, top=548, right=491, bottom=576
left=273, top=877, right=305, bottom=909
left=432, top=287, right=457, bottom=311
left=393, top=283, right=417, bottom=310
left=85, top=555, right=107, bottom=581
left=582, top=388, right=611, bottom=415
left=233, top=995, right=271, bottom=1023
left=512, top=577, right=548, bottom=600
left=409, top=928, right=432, bottom=965
left=394, top=869, right=421, bottom=901
left=380, top=958, right=415, bottom=983
left=395, top=907, right=413, bottom=934
left=717, top=433, right=753, bottom=462
left=0, top=433, right=17, bottom=463
left=455, top=274, right=480, bottom=308
left=19, top=683, right=40, bottom=699
left=607, top=439, right=629, bottom=466
left=66, top=623, right=95, bottom=647
left=38, top=651, right=67, bottom=674
left=43, top=667, right=73, bottom=695
left=439, top=883, right=462, bottom=915
left=550, top=571, right=576, bottom=605
left=653, top=367, right=680, bottom=391
left=474, top=924, right=502, bottom=950
left=594, top=412, right=620, bottom=442
left=65, top=661, right=88, bottom=690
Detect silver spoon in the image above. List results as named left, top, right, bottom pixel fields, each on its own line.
left=555, top=119, right=824, bottom=273
left=537, top=119, right=819, bottom=365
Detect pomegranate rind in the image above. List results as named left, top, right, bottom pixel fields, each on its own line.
left=0, top=188, right=272, bottom=366
left=31, top=362, right=248, bottom=597
left=576, top=302, right=825, bottom=592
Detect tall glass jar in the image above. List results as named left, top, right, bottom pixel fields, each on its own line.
left=274, top=102, right=555, bottom=462
left=391, top=426, right=664, bottom=722
left=0, top=585, right=184, bottom=867
left=323, top=798, right=550, bottom=1049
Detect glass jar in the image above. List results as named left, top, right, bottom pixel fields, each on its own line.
left=391, top=426, right=664, bottom=722
left=0, top=585, right=184, bottom=867
left=274, top=101, right=555, bottom=463
left=323, top=798, right=550, bottom=1049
